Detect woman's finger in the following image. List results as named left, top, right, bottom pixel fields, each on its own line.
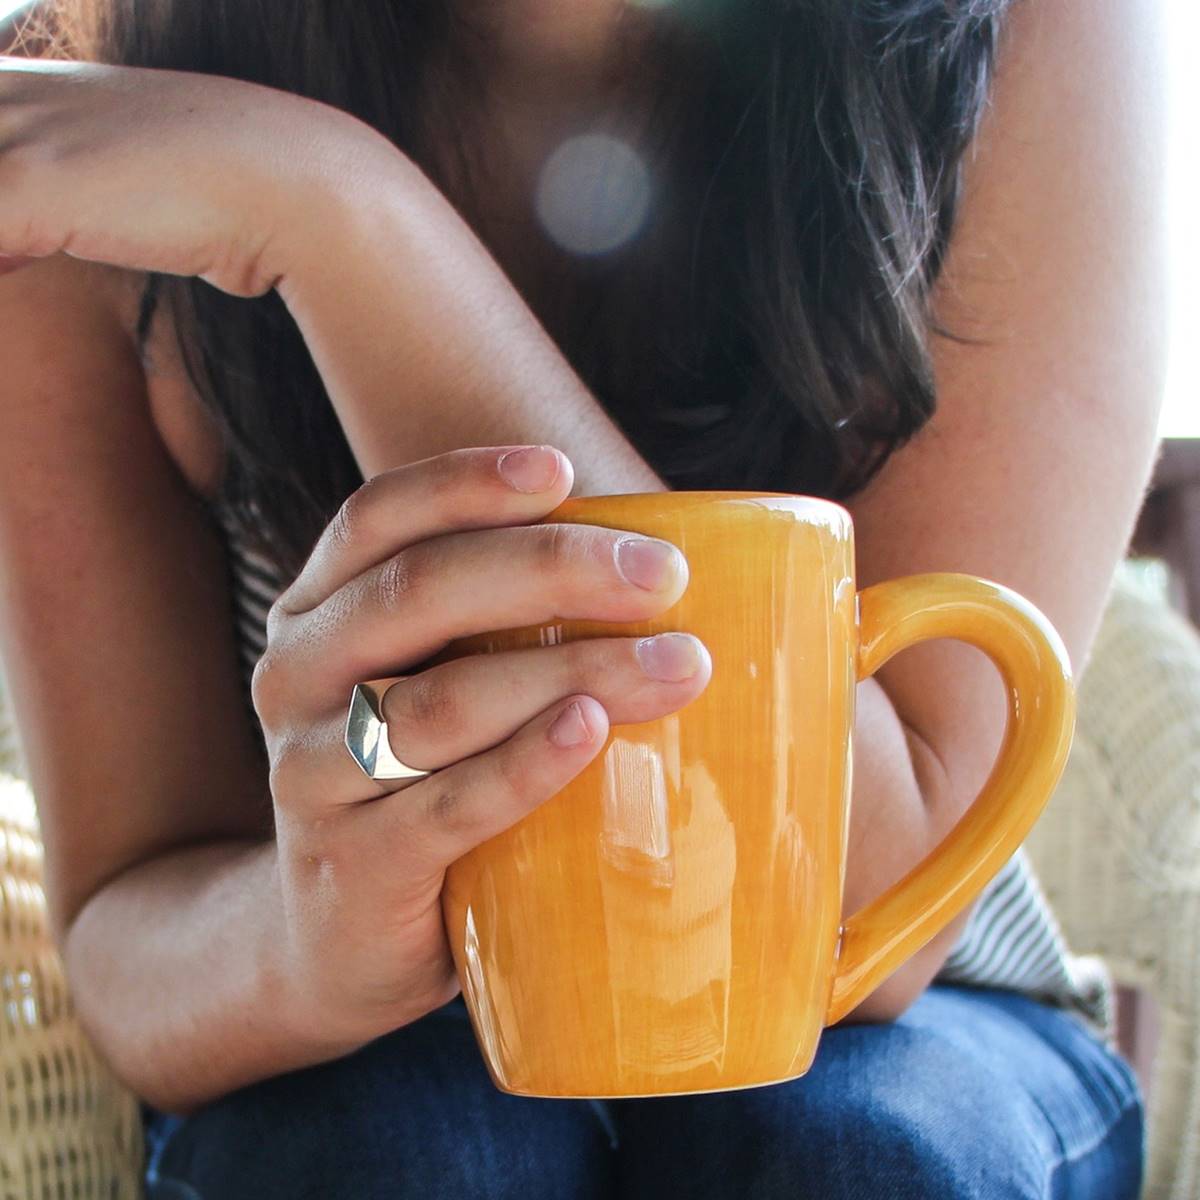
left=274, top=445, right=573, bottom=617
left=379, top=634, right=710, bottom=770
left=256, top=519, right=690, bottom=724
left=357, top=693, right=613, bottom=875
left=267, top=633, right=711, bottom=812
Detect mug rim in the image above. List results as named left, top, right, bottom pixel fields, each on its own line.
left=549, top=489, right=853, bottom=525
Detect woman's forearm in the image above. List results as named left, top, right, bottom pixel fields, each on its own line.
left=276, top=138, right=663, bottom=495
left=63, top=839, right=372, bottom=1114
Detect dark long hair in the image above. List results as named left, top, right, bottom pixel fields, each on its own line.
left=20, top=0, right=1010, bottom=579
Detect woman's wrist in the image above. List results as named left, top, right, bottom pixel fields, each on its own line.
left=206, top=837, right=398, bottom=1085
left=258, top=837, right=386, bottom=1062
left=264, top=828, right=460, bottom=1061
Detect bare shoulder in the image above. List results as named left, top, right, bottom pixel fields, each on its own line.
left=0, top=253, right=227, bottom=504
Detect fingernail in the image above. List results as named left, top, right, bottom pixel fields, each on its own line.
left=635, top=633, right=704, bottom=682
left=498, top=446, right=562, bottom=493
left=548, top=700, right=595, bottom=747
left=614, top=536, right=684, bottom=591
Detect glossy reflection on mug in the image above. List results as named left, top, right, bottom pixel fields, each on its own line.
left=435, top=492, right=1075, bottom=1098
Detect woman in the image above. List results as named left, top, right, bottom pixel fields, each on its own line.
left=0, top=0, right=1161, bottom=1195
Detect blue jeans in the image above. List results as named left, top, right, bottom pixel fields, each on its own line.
left=143, top=985, right=1143, bottom=1199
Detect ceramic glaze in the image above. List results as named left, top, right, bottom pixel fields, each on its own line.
left=437, top=492, right=1076, bottom=1098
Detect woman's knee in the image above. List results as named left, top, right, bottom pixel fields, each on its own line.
left=614, top=1030, right=1037, bottom=1197
left=611, top=989, right=1142, bottom=1200
left=767, top=1019, right=1053, bottom=1197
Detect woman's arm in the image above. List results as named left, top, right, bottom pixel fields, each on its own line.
left=837, top=0, right=1167, bottom=1016
left=0, top=256, right=324, bottom=1109
left=0, top=54, right=662, bottom=496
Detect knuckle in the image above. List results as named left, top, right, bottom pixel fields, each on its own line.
left=266, top=718, right=315, bottom=797
left=266, top=742, right=303, bottom=809
left=533, top=522, right=585, bottom=577
left=375, top=549, right=421, bottom=613
left=421, top=783, right=469, bottom=833
left=494, top=743, right=533, bottom=812
left=329, top=483, right=374, bottom=554
left=577, top=634, right=619, bottom=671
left=264, top=597, right=287, bottom=642
left=269, top=726, right=337, bottom=817
left=568, top=638, right=625, bottom=693
left=423, top=448, right=476, bottom=510
left=249, top=647, right=286, bottom=725
left=392, top=671, right=461, bottom=743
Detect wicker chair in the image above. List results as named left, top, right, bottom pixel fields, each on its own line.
left=1023, top=569, right=1200, bottom=1200
left=1, top=561, right=1198, bottom=1200
left=0, top=779, right=143, bottom=1198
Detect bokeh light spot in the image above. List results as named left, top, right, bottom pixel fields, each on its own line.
left=535, top=133, right=653, bottom=256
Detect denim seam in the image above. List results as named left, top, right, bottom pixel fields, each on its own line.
left=983, top=993, right=1144, bottom=1178
left=1041, top=1093, right=1144, bottom=1178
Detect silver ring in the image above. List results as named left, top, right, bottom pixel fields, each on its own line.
left=344, top=676, right=434, bottom=785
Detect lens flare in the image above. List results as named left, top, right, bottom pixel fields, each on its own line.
left=535, top=133, right=653, bottom=256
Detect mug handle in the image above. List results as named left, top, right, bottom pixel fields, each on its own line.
left=824, top=573, right=1076, bottom=1025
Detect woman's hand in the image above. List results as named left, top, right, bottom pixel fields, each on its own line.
left=256, top=444, right=711, bottom=1046
left=0, top=55, right=380, bottom=294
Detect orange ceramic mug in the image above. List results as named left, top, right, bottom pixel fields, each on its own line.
left=437, top=492, right=1076, bottom=1098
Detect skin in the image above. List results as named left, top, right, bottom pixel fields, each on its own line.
left=0, top=0, right=1167, bottom=1115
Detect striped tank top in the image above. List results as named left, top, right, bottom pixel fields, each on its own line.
left=210, top=500, right=1115, bottom=1036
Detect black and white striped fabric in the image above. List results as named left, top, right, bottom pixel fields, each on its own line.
left=210, top=500, right=1113, bottom=1035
